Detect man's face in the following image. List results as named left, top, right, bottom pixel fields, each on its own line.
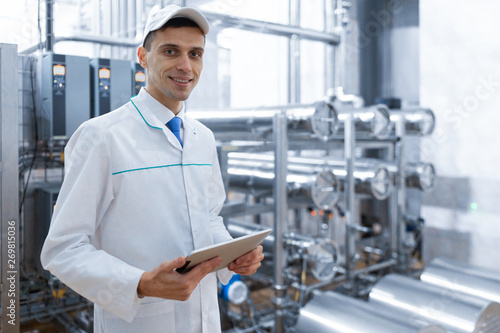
left=138, top=26, right=204, bottom=112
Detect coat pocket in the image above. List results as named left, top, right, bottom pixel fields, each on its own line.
left=102, top=299, right=175, bottom=332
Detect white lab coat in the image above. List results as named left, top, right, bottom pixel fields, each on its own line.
left=41, top=89, right=233, bottom=333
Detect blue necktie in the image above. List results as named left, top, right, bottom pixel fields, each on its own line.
left=167, top=117, right=183, bottom=147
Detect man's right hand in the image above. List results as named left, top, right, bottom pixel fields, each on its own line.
left=137, top=256, right=222, bottom=301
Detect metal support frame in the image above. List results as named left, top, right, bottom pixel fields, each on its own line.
left=343, top=113, right=356, bottom=286
left=22, top=3, right=339, bottom=54
left=1, top=43, right=20, bottom=333
left=272, top=112, right=288, bottom=333
left=203, top=12, right=340, bottom=45
left=390, top=117, right=406, bottom=269
left=288, top=0, right=301, bottom=104
left=395, top=118, right=407, bottom=270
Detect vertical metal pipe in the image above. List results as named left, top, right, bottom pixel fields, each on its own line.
left=272, top=112, right=288, bottom=333
left=128, top=0, right=136, bottom=59
left=343, top=113, right=355, bottom=285
left=333, top=0, right=344, bottom=90
left=112, top=0, right=120, bottom=58
left=136, top=0, right=145, bottom=42
left=1, top=44, right=20, bottom=333
left=93, top=0, right=102, bottom=56
left=324, top=0, right=336, bottom=95
left=288, top=0, right=301, bottom=104
left=395, top=118, right=406, bottom=270
left=120, top=0, right=127, bottom=58
left=45, top=0, right=54, bottom=51
left=102, top=0, right=112, bottom=58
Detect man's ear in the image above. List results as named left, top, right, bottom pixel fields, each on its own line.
left=137, top=46, right=148, bottom=69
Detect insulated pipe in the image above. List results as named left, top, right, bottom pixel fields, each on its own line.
left=369, top=274, right=500, bottom=333
left=295, top=291, right=446, bottom=333
left=389, top=108, right=436, bottom=136
left=421, top=258, right=500, bottom=304
left=189, top=102, right=338, bottom=140
left=335, top=104, right=392, bottom=139
left=227, top=158, right=339, bottom=210
left=227, top=153, right=393, bottom=200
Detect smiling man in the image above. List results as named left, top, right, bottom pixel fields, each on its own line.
left=41, top=5, right=264, bottom=333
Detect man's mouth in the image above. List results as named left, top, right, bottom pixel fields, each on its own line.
left=170, top=77, right=191, bottom=83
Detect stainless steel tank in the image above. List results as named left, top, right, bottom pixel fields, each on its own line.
left=295, top=291, right=447, bottom=333
left=369, top=274, right=500, bottom=333
left=421, top=258, right=500, bottom=304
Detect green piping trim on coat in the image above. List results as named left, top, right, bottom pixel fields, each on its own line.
left=130, top=98, right=163, bottom=130
left=113, top=163, right=212, bottom=175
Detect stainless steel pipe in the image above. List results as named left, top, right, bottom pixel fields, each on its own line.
left=405, top=162, right=436, bottom=192
left=202, top=12, right=340, bottom=45
left=190, top=102, right=338, bottom=140
left=369, top=274, right=500, bottom=333
left=227, top=155, right=339, bottom=210
left=227, top=153, right=393, bottom=200
left=389, top=108, right=436, bottom=136
left=421, top=258, right=500, bottom=304
left=335, top=104, right=392, bottom=139
left=295, top=291, right=446, bottom=333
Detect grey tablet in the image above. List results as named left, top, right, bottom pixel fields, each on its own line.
left=176, top=228, right=272, bottom=274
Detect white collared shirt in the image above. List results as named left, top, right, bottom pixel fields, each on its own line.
left=141, top=88, right=185, bottom=142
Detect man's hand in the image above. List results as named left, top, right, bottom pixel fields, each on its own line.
left=228, top=245, right=264, bottom=275
left=137, top=256, right=221, bottom=301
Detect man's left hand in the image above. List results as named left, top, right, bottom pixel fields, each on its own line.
left=228, top=244, right=264, bottom=275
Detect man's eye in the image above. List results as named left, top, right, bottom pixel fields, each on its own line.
left=191, top=52, right=202, bottom=57
left=165, top=50, right=175, bottom=55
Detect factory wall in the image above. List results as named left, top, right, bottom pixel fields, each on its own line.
left=420, top=0, right=500, bottom=269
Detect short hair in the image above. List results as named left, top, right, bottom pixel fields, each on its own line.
left=143, top=17, right=203, bottom=51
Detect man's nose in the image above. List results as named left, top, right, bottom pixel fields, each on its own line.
left=176, top=53, right=192, bottom=72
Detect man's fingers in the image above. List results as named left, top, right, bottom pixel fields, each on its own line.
left=235, top=246, right=264, bottom=265
left=190, top=256, right=222, bottom=277
left=160, top=256, right=187, bottom=272
left=231, top=262, right=262, bottom=275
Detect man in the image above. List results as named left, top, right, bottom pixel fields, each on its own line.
left=41, top=5, right=264, bottom=332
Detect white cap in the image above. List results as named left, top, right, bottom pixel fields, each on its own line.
left=142, top=5, right=209, bottom=46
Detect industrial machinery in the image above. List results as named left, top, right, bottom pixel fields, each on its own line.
left=132, top=62, right=146, bottom=95
left=37, top=52, right=90, bottom=140
left=3, top=1, right=498, bottom=333
left=90, top=58, right=134, bottom=117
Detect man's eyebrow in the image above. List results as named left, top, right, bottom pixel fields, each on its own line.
left=158, top=43, right=180, bottom=49
left=157, top=44, right=204, bottom=52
